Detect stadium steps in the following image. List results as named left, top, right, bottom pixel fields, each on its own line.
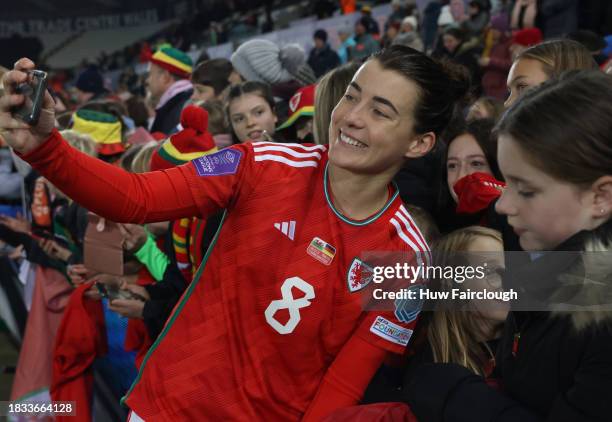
left=40, top=31, right=85, bottom=64
left=46, top=20, right=177, bottom=69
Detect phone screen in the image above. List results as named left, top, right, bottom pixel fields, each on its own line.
left=13, top=70, right=48, bottom=125
left=95, top=282, right=110, bottom=298
left=95, top=281, right=145, bottom=301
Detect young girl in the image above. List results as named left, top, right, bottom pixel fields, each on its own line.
left=425, top=226, right=508, bottom=375
left=436, top=119, right=503, bottom=233
left=505, top=39, right=596, bottom=107
left=445, top=119, right=500, bottom=205
left=360, top=227, right=507, bottom=407
left=226, top=80, right=278, bottom=143
left=403, top=71, right=612, bottom=421
left=2, top=46, right=469, bottom=421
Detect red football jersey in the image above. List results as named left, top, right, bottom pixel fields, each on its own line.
left=123, top=141, right=430, bottom=420
left=21, top=133, right=430, bottom=421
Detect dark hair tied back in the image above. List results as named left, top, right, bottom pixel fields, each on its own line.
left=371, top=45, right=471, bottom=140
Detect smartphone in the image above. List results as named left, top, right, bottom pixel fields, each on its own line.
left=12, top=70, right=48, bottom=125
left=95, top=282, right=145, bottom=301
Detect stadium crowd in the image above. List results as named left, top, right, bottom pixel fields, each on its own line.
left=1, top=0, right=612, bottom=421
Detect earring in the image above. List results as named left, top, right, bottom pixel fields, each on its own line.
left=602, top=209, right=606, bottom=215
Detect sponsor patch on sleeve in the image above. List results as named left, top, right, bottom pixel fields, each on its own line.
left=370, top=316, right=413, bottom=347
left=192, top=149, right=242, bottom=176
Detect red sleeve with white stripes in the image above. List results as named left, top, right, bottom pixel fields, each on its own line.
left=20, top=129, right=257, bottom=223
left=249, top=141, right=326, bottom=169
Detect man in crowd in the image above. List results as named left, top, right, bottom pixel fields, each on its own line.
left=307, top=29, right=340, bottom=78
left=147, top=47, right=194, bottom=134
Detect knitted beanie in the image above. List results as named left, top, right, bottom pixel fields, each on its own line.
left=150, top=105, right=218, bottom=171
left=72, top=109, right=125, bottom=156
left=231, top=39, right=315, bottom=85
left=150, top=47, right=193, bottom=79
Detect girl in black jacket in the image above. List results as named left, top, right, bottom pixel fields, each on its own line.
left=403, top=70, right=612, bottom=421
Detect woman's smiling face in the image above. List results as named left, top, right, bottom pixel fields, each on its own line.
left=328, top=59, right=429, bottom=176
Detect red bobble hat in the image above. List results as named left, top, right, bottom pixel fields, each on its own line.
left=150, top=105, right=218, bottom=171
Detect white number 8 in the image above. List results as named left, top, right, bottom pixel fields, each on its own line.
left=265, top=277, right=315, bottom=334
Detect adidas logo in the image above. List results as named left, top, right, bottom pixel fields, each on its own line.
left=274, top=220, right=296, bottom=240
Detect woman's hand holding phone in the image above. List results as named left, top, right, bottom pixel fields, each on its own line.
left=0, top=58, right=55, bottom=154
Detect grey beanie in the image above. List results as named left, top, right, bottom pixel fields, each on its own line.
left=231, top=39, right=313, bottom=85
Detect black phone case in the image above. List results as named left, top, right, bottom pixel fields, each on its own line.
left=14, top=70, right=48, bottom=126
